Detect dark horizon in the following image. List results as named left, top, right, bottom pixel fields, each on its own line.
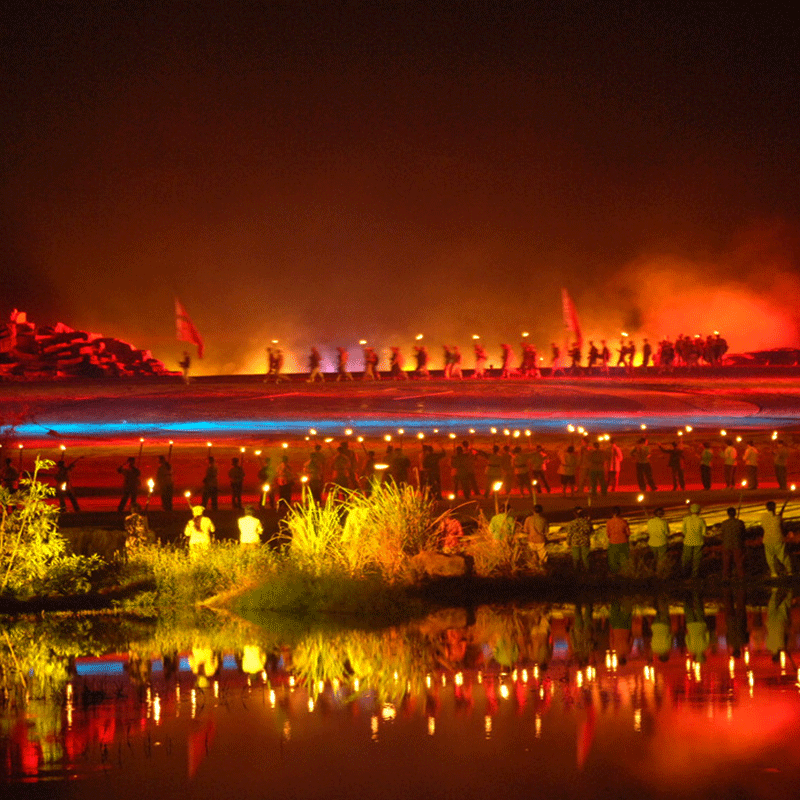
left=3, top=3, right=798, bottom=373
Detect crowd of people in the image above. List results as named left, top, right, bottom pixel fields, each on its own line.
left=252, top=332, right=730, bottom=382
left=4, top=430, right=795, bottom=582
left=1, top=431, right=794, bottom=515
left=555, top=499, right=792, bottom=581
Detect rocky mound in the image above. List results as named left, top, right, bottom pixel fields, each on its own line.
left=0, top=310, right=176, bottom=380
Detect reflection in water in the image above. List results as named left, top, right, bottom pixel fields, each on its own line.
left=2, top=593, right=800, bottom=797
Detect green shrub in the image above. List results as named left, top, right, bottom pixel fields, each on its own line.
left=0, top=458, right=103, bottom=599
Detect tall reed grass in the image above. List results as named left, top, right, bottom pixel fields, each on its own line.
left=281, top=482, right=440, bottom=582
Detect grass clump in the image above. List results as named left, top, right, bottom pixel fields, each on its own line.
left=121, top=541, right=278, bottom=609
left=282, top=482, right=440, bottom=583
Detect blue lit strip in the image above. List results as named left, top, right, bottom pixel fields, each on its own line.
left=75, top=661, right=125, bottom=676
left=14, top=413, right=783, bottom=439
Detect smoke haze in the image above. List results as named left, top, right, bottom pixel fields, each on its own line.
left=2, top=4, right=798, bottom=374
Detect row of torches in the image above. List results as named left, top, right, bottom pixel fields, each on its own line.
left=3, top=422, right=794, bottom=510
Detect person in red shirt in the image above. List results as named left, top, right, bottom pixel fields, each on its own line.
left=606, top=506, right=631, bottom=574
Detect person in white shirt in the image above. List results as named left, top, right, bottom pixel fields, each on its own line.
left=237, top=505, right=264, bottom=547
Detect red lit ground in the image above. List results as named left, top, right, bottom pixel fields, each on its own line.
left=1, top=373, right=800, bottom=529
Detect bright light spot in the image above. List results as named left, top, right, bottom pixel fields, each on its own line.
left=637, top=494, right=644, bottom=502
left=499, top=684, right=510, bottom=700
left=427, top=716, right=435, bottom=736
left=384, top=434, right=392, bottom=442
left=344, top=428, right=353, bottom=436
left=415, top=334, right=423, bottom=340
left=492, top=481, right=504, bottom=492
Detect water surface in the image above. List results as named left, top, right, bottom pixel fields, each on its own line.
left=3, top=590, right=799, bottom=799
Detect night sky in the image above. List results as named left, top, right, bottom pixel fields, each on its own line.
left=3, top=3, right=798, bottom=372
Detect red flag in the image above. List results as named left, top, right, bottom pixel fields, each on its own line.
left=561, top=288, right=583, bottom=349
left=175, top=299, right=204, bottom=358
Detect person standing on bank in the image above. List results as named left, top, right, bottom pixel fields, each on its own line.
left=156, top=455, right=174, bottom=511
left=632, top=438, right=657, bottom=492
left=55, top=456, right=82, bottom=512
left=659, top=441, right=686, bottom=491
left=606, top=506, right=631, bottom=574
left=681, top=503, right=707, bottom=579
left=228, top=457, right=245, bottom=510
left=184, top=505, right=215, bottom=558
left=698, top=442, right=714, bottom=490
left=238, top=505, right=263, bottom=547
left=773, top=440, right=789, bottom=490
left=607, top=438, right=623, bottom=492
left=722, top=439, right=738, bottom=489
left=117, top=456, right=141, bottom=513
left=202, top=456, right=219, bottom=511
left=646, top=507, right=670, bottom=574
left=719, top=506, right=746, bottom=580
left=743, top=441, right=759, bottom=489
left=760, top=500, right=793, bottom=578
left=567, top=506, right=593, bottom=573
